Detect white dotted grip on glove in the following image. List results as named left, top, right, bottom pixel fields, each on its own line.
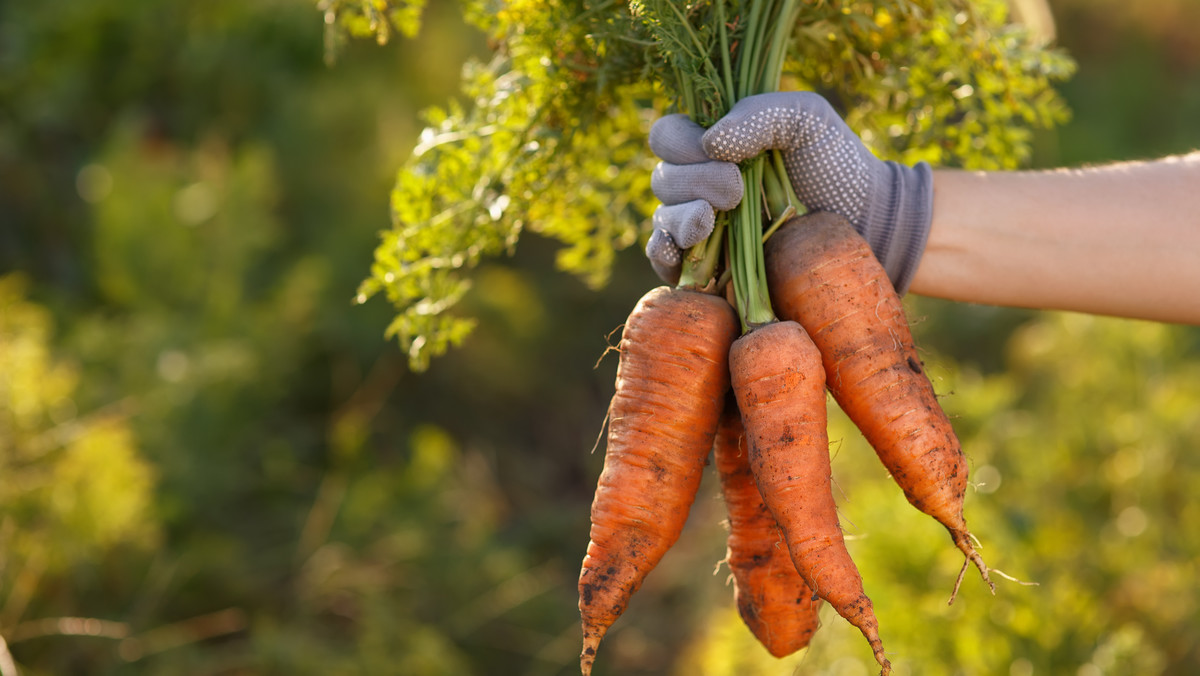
left=649, top=92, right=933, bottom=294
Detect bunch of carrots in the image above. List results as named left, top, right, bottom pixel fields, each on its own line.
left=578, top=3, right=995, bottom=674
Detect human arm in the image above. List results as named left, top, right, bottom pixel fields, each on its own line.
left=914, top=156, right=1200, bottom=324
left=647, top=92, right=1200, bottom=325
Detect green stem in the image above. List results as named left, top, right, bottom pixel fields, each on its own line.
left=762, top=204, right=796, bottom=244
left=761, top=0, right=801, bottom=92
left=728, top=157, right=774, bottom=329
left=761, top=155, right=785, bottom=218
left=664, top=0, right=710, bottom=58
left=674, top=65, right=695, bottom=116
left=737, top=0, right=767, bottom=100
left=669, top=0, right=809, bottom=323
left=724, top=1, right=805, bottom=330
left=677, top=2, right=739, bottom=289
left=762, top=149, right=806, bottom=220
left=715, top=0, right=736, bottom=105
left=677, top=213, right=728, bottom=289
left=727, top=205, right=746, bottom=320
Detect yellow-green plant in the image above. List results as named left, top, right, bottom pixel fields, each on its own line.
left=0, top=276, right=158, bottom=632
left=342, top=0, right=1073, bottom=371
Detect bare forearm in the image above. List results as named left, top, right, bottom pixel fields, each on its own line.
left=910, top=153, right=1200, bottom=324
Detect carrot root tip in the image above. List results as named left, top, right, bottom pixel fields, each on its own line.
left=950, top=529, right=996, bottom=600
left=947, top=559, right=969, bottom=606
left=579, top=625, right=608, bottom=676
left=874, top=647, right=893, bottom=676
left=579, top=637, right=600, bottom=676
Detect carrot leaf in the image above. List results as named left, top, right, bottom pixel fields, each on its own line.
left=339, top=0, right=1075, bottom=369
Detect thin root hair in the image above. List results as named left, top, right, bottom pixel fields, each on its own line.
left=991, top=568, right=1039, bottom=587
left=590, top=404, right=612, bottom=455
left=593, top=323, right=625, bottom=370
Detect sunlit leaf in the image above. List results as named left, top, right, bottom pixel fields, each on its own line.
left=356, top=1, right=1072, bottom=370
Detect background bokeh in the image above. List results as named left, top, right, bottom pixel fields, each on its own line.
left=2, top=1, right=1199, bottom=675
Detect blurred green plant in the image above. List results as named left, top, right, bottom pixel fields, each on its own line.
left=318, top=0, right=427, bottom=62
left=790, top=0, right=1076, bottom=169
left=0, top=275, right=159, bottom=634
left=350, top=1, right=656, bottom=370
left=255, top=422, right=578, bottom=674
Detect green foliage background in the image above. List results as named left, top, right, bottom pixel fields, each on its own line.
left=2, top=1, right=1199, bottom=675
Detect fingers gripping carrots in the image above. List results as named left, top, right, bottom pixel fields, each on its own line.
left=714, top=396, right=822, bottom=658
left=578, top=286, right=739, bottom=676
left=730, top=320, right=892, bottom=675
left=765, top=212, right=994, bottom=599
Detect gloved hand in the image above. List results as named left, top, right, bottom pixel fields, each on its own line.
left=648, top=91, right=934, bottom=294
left=645, top=114, right=744, bottom=285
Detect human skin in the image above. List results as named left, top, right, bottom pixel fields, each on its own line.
left=910, top=152, right=1200, bottom=325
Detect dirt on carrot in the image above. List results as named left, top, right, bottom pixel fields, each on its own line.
left=765, top=211, right=993, bottom=601
left=714, top=394, right=822, bottom=658
left=579, top=285, right=739, bottom=676
left=730, top=320, right=891, bottom=675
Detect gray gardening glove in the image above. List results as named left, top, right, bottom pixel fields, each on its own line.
left=650, top=91, right=934, bottom=294
left=646, top=114, right=744, bottom=285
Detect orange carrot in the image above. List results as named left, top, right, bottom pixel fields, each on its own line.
left=765, top=211, right=993, bottom=599
left=714, top=395, right=822, bottom=658
left=579, top=285, right=739, bottom=676
left=730, top=320, right=891, bottom=675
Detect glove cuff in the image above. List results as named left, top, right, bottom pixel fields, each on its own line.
left=862, top=160, right=934, bottom=295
